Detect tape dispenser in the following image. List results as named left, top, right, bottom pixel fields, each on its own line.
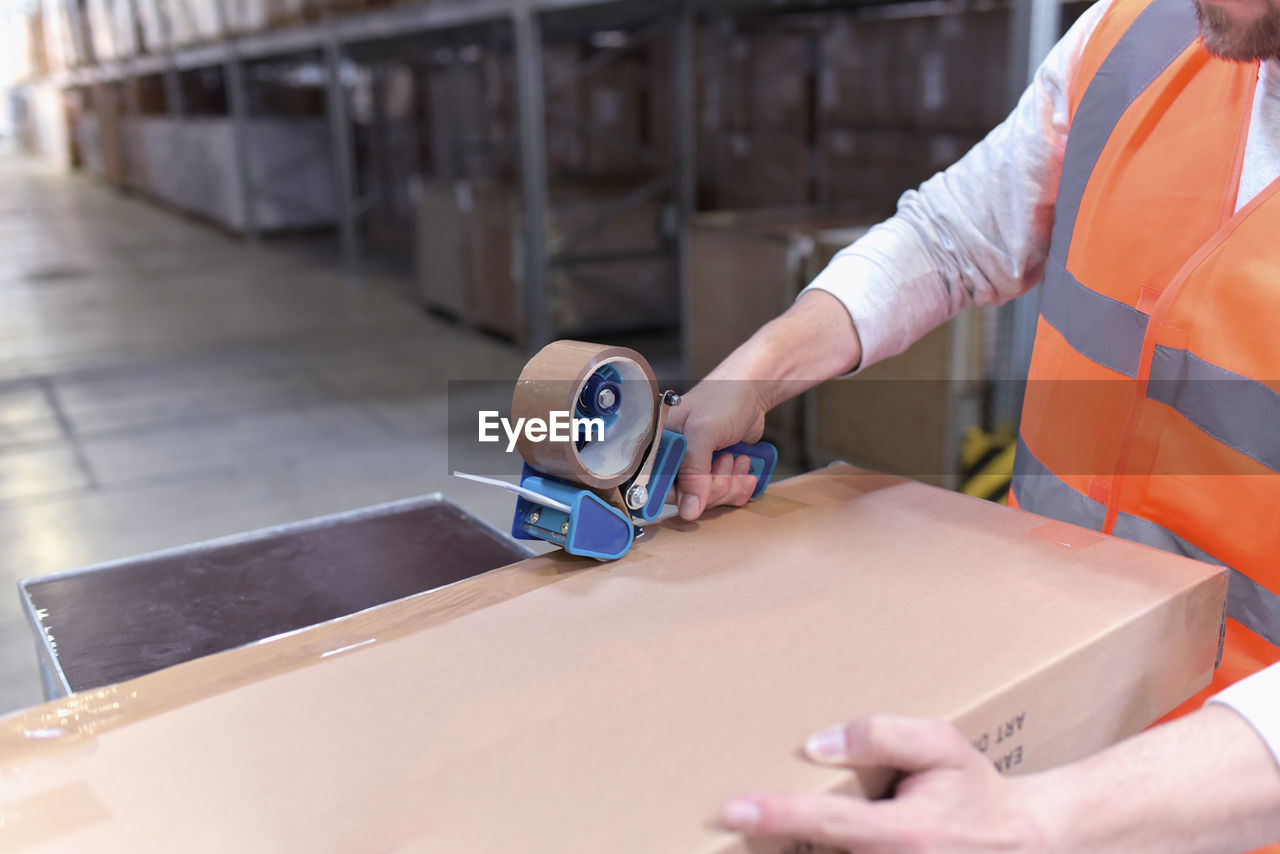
left=457, top=340, right=777, bottom=561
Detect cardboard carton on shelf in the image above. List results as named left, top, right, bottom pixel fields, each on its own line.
left=816, top=128, right=985, bottom=211
left=0, top=466, right=1228, bottom=853
left=414, top=178, right=675, bottom=342
left=719, top=131, right=812, bottom=210
left=817, top=8, right=1011, bottom=134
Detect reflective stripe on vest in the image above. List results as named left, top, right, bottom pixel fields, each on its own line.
left=1013, top=439, right=1280, bottom=648
left=1047, top=0, right=1199, bottom=256
left=1147, top=347, right=1280, bottom=474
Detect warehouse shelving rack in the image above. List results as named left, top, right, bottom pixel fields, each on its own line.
left=33, top=0, right=1067, bottom=358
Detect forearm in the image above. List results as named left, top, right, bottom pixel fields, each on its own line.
left=704, top=290, right=862, bottom=411
left=1023, top=705, right=1280, bottom=853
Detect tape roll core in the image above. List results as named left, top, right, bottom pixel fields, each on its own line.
left=512, top=341, right=658, bottom=490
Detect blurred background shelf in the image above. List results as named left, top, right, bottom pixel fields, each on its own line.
left=3, top=0, right=1090, bottom=480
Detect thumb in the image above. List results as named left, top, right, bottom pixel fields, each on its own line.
left=803, top=716, right=973, bottom=773
left=675, top=419, right=718, bottom=521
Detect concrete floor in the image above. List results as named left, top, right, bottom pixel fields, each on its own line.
left=0, top=150, right=581, bottom=714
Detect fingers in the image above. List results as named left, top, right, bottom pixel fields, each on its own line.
left=671, top=380, right=768, bottom=520
left=720, top=792, right=886, bottom=849
left=727, top=455, right=759, bottom=506
left=803, top=716, right=976, bottom=774
left=676, top=414, right=718, bottom=521
left=677, top=454, right=758, bottom=520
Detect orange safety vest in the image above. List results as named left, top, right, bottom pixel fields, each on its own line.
left=1009, top=0, right=1280, bottom=718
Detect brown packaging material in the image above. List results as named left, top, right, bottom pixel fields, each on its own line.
left=415, top=178, right=674, bottom=341
left=815, top=128, right=985, bottom=212
left=817, top=10, right=1011, bottom=134
left=724, top=29, right=811, bottom=133
left=721, top=131, right=812, bottom=210
left=0, top=467, right=1227, bottom=853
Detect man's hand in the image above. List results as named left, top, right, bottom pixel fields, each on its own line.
left=718, top=716, right=1048, bottom=853
left=666, top=379, right=769, bottom=521
left=668, top=291, right=863, bottom=521
left=718, top=706, right=1280, bottom=854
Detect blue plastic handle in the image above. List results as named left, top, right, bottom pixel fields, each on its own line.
left=711, top=441, right=778, bottom=499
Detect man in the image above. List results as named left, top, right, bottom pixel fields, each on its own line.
left=668, top=0, right=1280, bottom=848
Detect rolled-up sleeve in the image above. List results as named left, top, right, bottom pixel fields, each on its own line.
left=802, top=0, right=1114, bottom=370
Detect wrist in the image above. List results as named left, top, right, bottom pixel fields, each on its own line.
left=1010, top=772, right=1075, bottom=854
left=704, top=339, right=783, bottom=414
left=704, top=293, right=863, bottom=412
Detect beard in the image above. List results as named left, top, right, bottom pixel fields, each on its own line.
left=1195, top=0, right=1280, bottom=61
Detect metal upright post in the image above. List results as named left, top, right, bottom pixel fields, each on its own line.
left=163, top=69, right=186, bottom=116
left=324, top=34, right=361, bottom=282
left=159, top=5, right=185, bottom=116
left=708, top=13, right=730, bottom=207
left=671, top=0, right=697, bottom=365
left=223, top=58, right=260, bottom=243
left=513, top=2, right=552, bottom=350
left=212, top=0, right=259, bottom=244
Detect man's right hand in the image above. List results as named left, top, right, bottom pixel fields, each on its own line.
left=666, top=379, right=770, bottom=521
left=666, top=290, right=863, bottom=521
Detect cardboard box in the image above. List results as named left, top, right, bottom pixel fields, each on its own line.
left=817, top=10, right=1011, bottom=134
left=413, top=178, right=471, bottom=319
left=721, top=131, right=811, bottom=209
left=133, top=116, right=336, bottom=231
left=815, top=129, right=985, bottom=212
left=724, top=28, right=811, bottom=133
left=133, top=0, right=168, bottom=53
left=0, top=466, right=1227, bottom=853
left=414, top=178, right=675, bottom=341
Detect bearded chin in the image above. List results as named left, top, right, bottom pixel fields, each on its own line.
left=1195, top=0, right=1280, bottom=61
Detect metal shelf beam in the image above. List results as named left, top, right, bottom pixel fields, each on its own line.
left=49, top=0, right=955, bottom=86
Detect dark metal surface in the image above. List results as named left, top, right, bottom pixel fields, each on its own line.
left=20, top=496, right=530, bottom=694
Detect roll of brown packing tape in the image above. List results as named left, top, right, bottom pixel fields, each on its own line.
left=512, top=340, right=658, bottom=490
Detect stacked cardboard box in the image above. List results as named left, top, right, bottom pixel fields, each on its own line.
left=223, top=0, right=270, bottom=34
left=24, top=9, right=51, bottom=76
left=423, top=49, right=511, bottom=182
left=359, top=64, right=421, bottom=254
left=709, top=27, right=812, bottom=210
left=18, top=82, right=74, bottom=168
left=76, top=82, right=127, bottom=186
left=415, top=179, right=675, bottom=341
left=85, top=0, right=135, bottom=59
left=815, top=8, right=1011, bottom=212
left=816, top=128, right=985, bottom=211
left=694, top=8, right=1012, bottom=214
left=132, top=116, right=335, bottom=231
left=132, top=0, right=167, bottom=52
left=165, top=0, right=222, bottom=46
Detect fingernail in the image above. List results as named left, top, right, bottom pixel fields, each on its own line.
left=679, top=494, right=700, bottom=519
left=720, top=799, right=762, bottom=831
left=804, top=726, right=849, bottom=763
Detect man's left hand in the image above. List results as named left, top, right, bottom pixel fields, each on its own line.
left=718, top=716, right=1051, bottom=853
